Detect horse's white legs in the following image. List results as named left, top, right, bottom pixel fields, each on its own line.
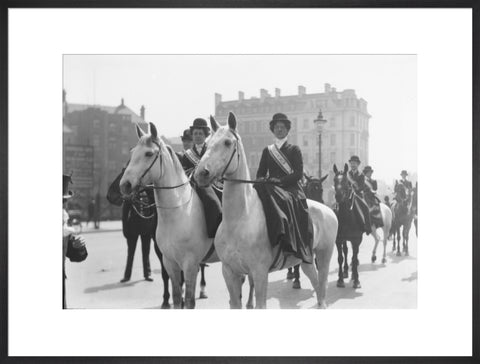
left=252, top=269, right=268, bottom=309
left=313, top=245, right=334, bottom=308
left=183, top=264, right=199, bottom=309
left=371, top=226, right=380, bottom=263
left=222, top=264, right=243, bottom=309
left=382, top=226, right=388, bottom=263
left=163, top=257, right=183, bottom=309
left=246, top=274, right=255, bottom=309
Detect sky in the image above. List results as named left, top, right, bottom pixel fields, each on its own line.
left=63, top=55, right=416, bottom=182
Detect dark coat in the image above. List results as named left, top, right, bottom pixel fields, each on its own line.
left=181, top=144, right=206, bottom=172
left=347, top=170, right=366, bottom=194
left=400, top=179, right=413, bottom=190
left=256, top=142, right=306, bottom=200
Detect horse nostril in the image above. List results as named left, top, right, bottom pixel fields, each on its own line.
left=123, top=181, right=132, bottom=195
left=202, top=169, right=210, bottom=177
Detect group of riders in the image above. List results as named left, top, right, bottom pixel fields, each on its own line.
left=119, top=112, right=416, bottom=267
left=64, top=112, right=416, bottom=293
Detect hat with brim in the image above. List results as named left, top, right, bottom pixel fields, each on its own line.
left=189, top=118, right=210, bottom=136
left=401, top=170, right=408, bottom=176
left=269, top=113, right=292, bottom=132
left=363, top=165, right=373, bottom=173
left=63, top=174, right=74, bottom=199
left=349, top=155, right=361, bottom=164
left=181, top=129, right=193, bottom=142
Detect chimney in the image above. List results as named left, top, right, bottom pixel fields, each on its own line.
left=260, top=88, right=269, bottom=101
left=215, top=93, right=222, bottom=107
left=63, top=89, right=66, bottom=103
left=275, top=88, right=281, bottom=98
left=324, top=83, right=331, bottom=93
left=238, top=91, right=245, bottom=101
left=121, top=98, right=124, bottom=106
left=298, top=85, right=306, bottom=96
left=331, top=87, right=337, bottom=93
left=140, top=105, right=145, bottom=120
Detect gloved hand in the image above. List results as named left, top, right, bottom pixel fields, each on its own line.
left=268, top=177, right=281, bottom=185
left=71, top=235, right=86, bottom=249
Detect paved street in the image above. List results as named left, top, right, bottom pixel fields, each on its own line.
left=66, top=221, right=417, bottom=309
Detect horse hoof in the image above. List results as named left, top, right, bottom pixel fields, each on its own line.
left=246, top=304, right=254, bottom=310
left=292, top=281, right=301, bottom=289
left=353, top=281, right=362, bottom=289
left=342, top=271, right=349, bottom=279
left=381, top=258, right=387, bottom=264
left=396, top=251, right=401, bottom=257
left=286, top=271, right=294, bottom=280
left=199, top=292, right=208, bottom=299
left=371, top=255, right=376, bottom=263
left=318, top=302, right=327, bottom=309
left=337, top=280, right=345, bottom=288
left=405, top=251, right=409, bottom=256
left=161, top=302, right=171, bottom=309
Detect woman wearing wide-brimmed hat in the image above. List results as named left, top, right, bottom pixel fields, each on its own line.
left=254, top=113, right=314, bottom=265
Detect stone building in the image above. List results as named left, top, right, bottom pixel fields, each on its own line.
left=214, top=84, right=371, bottom=205
left=63, top=91, right=149, bottom=219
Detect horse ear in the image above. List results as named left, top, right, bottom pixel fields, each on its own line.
left=333, top=164, right=338, bottom=174
left=228, top=112, right=237, bottom=130
left=210, top=115, right=219, bottom=132
left=344, top=163, right=348, bottom=174
left=320, top=174, right=328, bottom=183
left=149, top=122, right=158, bottom=140
left=136, top=124, right=145, bottom=139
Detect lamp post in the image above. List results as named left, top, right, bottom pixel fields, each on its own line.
left=314, top=110, right=327, bottom=178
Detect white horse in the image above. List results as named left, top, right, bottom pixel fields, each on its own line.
left=370, top=203, right=393, bottom=264
left=195, top=112, right=338, bottom=309
left=120, top=123, right=216, bottom=309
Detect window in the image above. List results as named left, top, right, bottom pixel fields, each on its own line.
left=329, top=117, right=335, bottom=128
left=330, top=151, right=336, bottom=163
left=330, top=133, right=336, bottom=146
left=350, top=115, right=356, bottom=127
left=350, top=133, right=355, bottom=146
left=303, top=135, right=309, bottom=147
left=303, top=119, right=310, bottom=129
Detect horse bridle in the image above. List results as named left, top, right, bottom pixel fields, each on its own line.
left=127, top=139, right=191, bottom=217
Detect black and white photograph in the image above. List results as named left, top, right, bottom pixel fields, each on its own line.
left=62, top=54, right=417, bottom=309
left=5, top=6, right=474, bottom=359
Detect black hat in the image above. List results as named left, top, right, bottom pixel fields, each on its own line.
left=269, top=113, right=292, bottom=132
left=363, top=165, right=373, bottom=173
left=181, top=129, right=193, bottom=142
left=63, top=174, right=73, bottom=199
left=189, top=118, right=210, bottom=136
left=401, top=170, right=408, bottom=176
left=349, top=155, right=361, bottom=164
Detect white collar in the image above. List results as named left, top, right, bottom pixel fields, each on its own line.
left=195, top=143, right=205, bottom=151
left=274, top=137, right=288, bottom=149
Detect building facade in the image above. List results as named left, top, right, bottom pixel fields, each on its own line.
left=214, top=84, right=371, bottom=205
left=63, top=92, right=149, bottom=219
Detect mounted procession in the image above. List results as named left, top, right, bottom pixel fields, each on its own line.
left=65, top=111, right=416, bottom=309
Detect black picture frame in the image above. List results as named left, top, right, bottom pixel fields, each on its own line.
left=1, top=1, right=478, bottom=363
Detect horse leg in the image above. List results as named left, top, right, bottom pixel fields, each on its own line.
left=336, top=240, right=345, bottom=288
left=153, top=240, right=170, bottom=309
left=252, top=269, right=269, bottom=309
left=396, top=227, right=402, bottom=256
left=292, top=264, right=301, bottom=289
left=313, top=244, right=334, bottom=308
left=246, top=274, right=255, bottom=309
left=287, top=267, right=294, bottom=280
left=404, top=224, right=410, bottom=256
left=351, top=239, right=361, bottom=289
left=381, top=226, right=388, bottom=264
left=300, top=261, right=320, bottom=302
left=121, top=235, right=138, bottom=282
left=371, top=226, right=379, bottom=263
left=342, top=241, right=349, bottom=278
left=199, top=264, right=208, bottom=299
left=183, top=263, right=199, bottom=309
left=140, top=234, right=152, bottom=281
left=222, top=263, right=243, bottom=309
left=162, top=257, right=183, bottom=309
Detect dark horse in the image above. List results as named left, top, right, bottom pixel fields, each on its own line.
left=412, top=182, right=418, bottom=237
left=286, top=174, right=328, bottom=289
left=332, top=164, right=365, bottom=289
left=391, top=181, right=414, bottom=256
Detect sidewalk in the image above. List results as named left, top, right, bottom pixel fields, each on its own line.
left=81, top=220, right=122, bottom=234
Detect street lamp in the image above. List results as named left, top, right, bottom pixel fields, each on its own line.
left=313, top=109, right=327, bottom=178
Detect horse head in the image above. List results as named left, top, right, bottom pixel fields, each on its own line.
left=333, top=163, right=351, bottom=204
left=195, top=112, right=243, bottom=187
left=304, top=173, right=328, bottom=203
left=120, top=122, right=178, bottom=198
